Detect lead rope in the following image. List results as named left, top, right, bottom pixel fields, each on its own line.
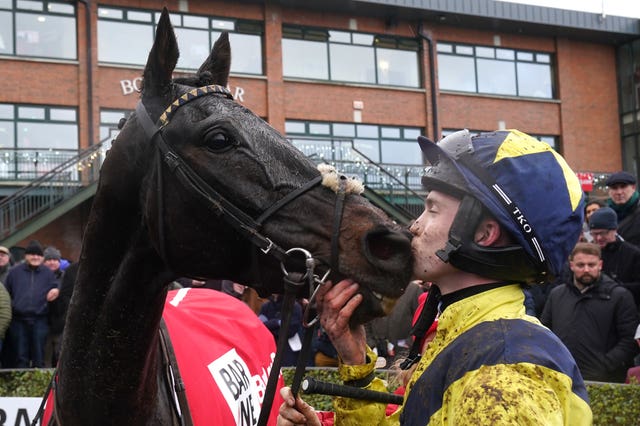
left=257, top=263, right=312, bottom=426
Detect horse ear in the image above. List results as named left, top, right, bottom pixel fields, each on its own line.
left=198, top=32, right=231, bottom=87
left=142, top=8, right=179, bottom=98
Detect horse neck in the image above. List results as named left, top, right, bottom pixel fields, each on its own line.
left=57, top=143, right=176, bottom=425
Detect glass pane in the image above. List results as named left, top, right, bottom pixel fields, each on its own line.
left=476, top=46, right=494, bottom=58
left=100, top=110, right=127, bottom=124
left=456, top=45, right=473, bottom=55
left=309, top=123, right=330, bottom=135
left=183, top=14, right=208, bottom=29
left=377, top=48, right=419, bottom=87
left=282, top=39, right=328, bottom=79
left=175, top=28, right=209, bottom=70
left=496, top=48, right=514, bottom=60
left=328, top=30, right=350, bottom=43
left=50, top=108, right=76, bottom=121
left=333, top=123, right=355, bottom=137
left=356, top=124, right=378, bottom=138
left=212, top=19, right=235, bottom=31
left=381, top=127, right=400, bottom=138
left=477, top=58, right=516, bottom=95
left=284, top=121, right=306, bottom=134
left=17, top=0, right=42, bottom=11
left=98, top=20, right=152, bottom=65
left=517, top=62, right=552, bottom=98
left=290, top=138, right=332, bottom=160
left=436, top=43, right=453, bottom=53
left=98, top=8, right=122, bottom=19
left=0, top=121, right=15, bottom=149
left=18, top=106, right=45, bottom=119
left=0, top=0, right=11, bottom=9
left=381, top=140, right=423, bottom=164
left=17, top=121, right=78, bottom=149
left=48, top=3, right=74, bottom=14
left=127, top=11, right=151, bottom=22
left=354, top=139, right=379, bottom=162
left=517, top=51, right=534, bottom=61
left=536, top=53, right=550, bottom=63
left=16, top=12, right=77, bottom=59
left=404, top=128, right=421, bottom=140
left=0, top=11, right=13, bottom=54
left=228, top=32, right=262, bottom=74
left=352, top=33, right=374, bottom=46
left=330, top=44, right=375, bottom=83
left=437, top=54, right=476, bottom=92
left=0, top=104, right=13, bottom=119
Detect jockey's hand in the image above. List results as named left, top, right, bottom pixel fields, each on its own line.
left=317, top=279, right=367, bottom=365
left=277, top=386, right=321, bottom=426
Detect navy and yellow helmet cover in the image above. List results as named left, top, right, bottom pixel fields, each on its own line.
left=421, top=129, right=585, bottom=283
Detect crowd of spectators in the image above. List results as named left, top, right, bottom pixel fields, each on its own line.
left=1, top=170, right=640, bottom=385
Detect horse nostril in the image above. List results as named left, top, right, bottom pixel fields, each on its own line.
left=364, top=227, right=412, bottom=263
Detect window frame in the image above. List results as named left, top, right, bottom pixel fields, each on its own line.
left=437, top=42, right=556, bottom=99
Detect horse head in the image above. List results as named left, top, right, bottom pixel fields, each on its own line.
left=111, top=8, right=412, bottom=324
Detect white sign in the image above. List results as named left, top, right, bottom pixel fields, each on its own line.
left=119, top=78, right=245, bottom=102
left=0, top=397, right=44, bottom=426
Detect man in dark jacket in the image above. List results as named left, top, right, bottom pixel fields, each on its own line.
left=606, top=171, right=640, bottom=247
left=589, top=207, right=640, bottom=310
left=4, top=240, right=59, bottom=368
left=541, top=242, right=639, bottom=383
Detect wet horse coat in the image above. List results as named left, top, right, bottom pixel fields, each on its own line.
left=53, top=8, right=412, bottom=426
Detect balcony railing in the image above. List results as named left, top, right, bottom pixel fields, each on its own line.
left=0, top=137, right=113, bottom=241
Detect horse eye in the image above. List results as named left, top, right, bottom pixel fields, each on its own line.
left=204, top=130, right=234, bottom=151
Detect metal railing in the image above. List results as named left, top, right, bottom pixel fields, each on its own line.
left=290, top=136, right=425, bottom=218
left=0, top=139, right=112, bottom=241
left=0, top=132, right=422, bottom=241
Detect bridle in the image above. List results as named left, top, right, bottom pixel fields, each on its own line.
left=133, top=84, right=349, bottom=426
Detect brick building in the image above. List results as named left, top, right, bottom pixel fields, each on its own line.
left=1, top=0, right=639, bottom=259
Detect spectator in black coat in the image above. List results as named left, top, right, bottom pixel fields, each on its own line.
left=541, top=242, right=639, bottom=383
left=589, top=207, right=640, bottom=310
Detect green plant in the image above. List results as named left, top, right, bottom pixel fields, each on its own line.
left=2, top=368, right=640, bottom=424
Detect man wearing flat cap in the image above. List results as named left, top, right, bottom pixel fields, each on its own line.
left=606, top=171, right=640, bottom=247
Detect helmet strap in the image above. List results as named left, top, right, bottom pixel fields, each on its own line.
left=436, top=195, right=485, bottom=263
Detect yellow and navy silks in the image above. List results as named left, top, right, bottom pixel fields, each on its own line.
left=333, top=285, right=592, bottom=425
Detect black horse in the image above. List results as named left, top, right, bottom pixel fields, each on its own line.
left=54, top=8, right=412, bottom=425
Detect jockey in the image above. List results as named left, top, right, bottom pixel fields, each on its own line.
left=277, top=129, right=592, bottom=425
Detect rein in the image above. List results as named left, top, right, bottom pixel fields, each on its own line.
left=134, top=85, right=347, bottom=425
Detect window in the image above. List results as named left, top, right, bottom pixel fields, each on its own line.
left=97, top=7, right=263, bottom=75
left=0, top=0, right=77, bottom=60
left=437, top=43, right=554, bottom=99
left=0, top=103, right=78, bottom=179
left=285, top=120, right=424, bottom=189
left=282, top=26, right=420, bottom=88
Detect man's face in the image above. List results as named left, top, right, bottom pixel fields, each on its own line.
left=585, top=203, right=600, bottom=222
left=409, top=190, right=460, bottom=282
left=569, top=252, right=602, bottom=287
left=590, top=228, right=616, bottom=248
left=0, top=252, right=9, bottom=267
left=608, top=183, right=636, bottom=205
left=25, top=253, right=43, bottom=268
left=44, top=258, right=60, bottom=272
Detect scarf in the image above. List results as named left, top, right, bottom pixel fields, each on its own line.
left=608, top=191, right=640, bottom=221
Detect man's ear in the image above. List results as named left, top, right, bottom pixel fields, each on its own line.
left=474, top=218, right=504, bottom=247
